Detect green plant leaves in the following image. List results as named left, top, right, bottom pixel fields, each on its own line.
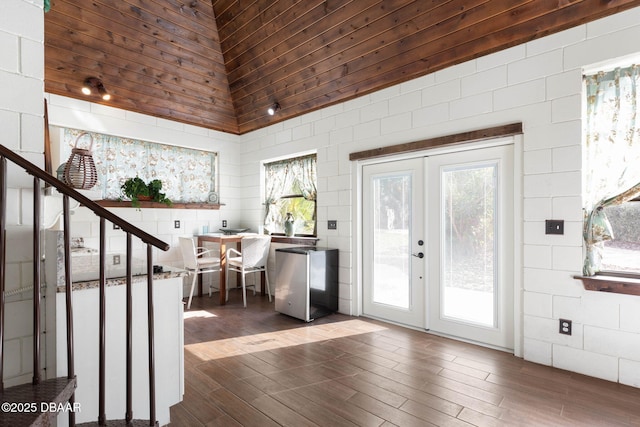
left=120, top=177, right=172, bottom=209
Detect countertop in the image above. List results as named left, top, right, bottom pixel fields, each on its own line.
left=55, top=252, right=187, bottom=292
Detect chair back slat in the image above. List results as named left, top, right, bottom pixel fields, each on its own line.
left=179, top=237, right=199, bottom=269
left=240, top=236, right=271, bottom=268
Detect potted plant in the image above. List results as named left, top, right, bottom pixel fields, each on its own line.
left=120, top=177, right=172, bottom=209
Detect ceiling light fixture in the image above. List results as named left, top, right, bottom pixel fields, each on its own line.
left=82, top=77, right=111, bottom=101
left=267, top=102, right=280, bottom=116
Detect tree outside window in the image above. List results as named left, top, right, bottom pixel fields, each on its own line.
left=263, top=154, right=317, bottom=236
left=600, top=201, right=640, bottom=274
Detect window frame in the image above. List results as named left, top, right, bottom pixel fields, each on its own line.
left=61, top=128, right=219, bottom=204
left=262, top=152, right=317, bottom=237
left=581, top=63, right=640, bottom=282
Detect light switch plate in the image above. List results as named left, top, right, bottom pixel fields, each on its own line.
left=545, top=219, right=564, bottom=235
left=328, top=220, right=337, bottom=230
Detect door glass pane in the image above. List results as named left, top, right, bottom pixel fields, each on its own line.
left=441, top=164, right=496, bottom=327
left=372, top=173, right=411, bottom=309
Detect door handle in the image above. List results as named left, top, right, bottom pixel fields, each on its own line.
left=412, top=252, right=424, bottom=258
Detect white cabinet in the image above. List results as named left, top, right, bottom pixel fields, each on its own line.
left=54, top=278, right=184, bottom=426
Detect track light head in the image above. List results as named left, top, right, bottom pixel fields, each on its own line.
left=267, top=102, right=280, bottom=116
left=82, top=77, right=110, bottom=101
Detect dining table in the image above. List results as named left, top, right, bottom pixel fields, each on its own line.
left=195, top=233, right=265, bottom=305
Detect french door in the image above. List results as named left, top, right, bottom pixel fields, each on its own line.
left=362, top=158, right=425, bottom=328
left=426, top=145, right=514, bottom=349
left=362, top=144, right=514, bottom=349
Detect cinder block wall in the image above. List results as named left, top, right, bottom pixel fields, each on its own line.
left=0, top=0, right=45, bottom=387
left=3, top=0, right=639, bottom=392
left=239, top=7, right=640, bottom=388
left=45, top=97, right=245, bottom=297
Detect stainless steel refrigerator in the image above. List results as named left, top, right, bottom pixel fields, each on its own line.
left=275, top=247, right=338, bottom=322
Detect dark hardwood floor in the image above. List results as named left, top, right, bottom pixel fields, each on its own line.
left=169, top=291, right=640, bottom=426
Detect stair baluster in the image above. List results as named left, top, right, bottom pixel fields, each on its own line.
left=63, top=194, right=76, bottom=426
left=0, top=156, right=6, bottom=391
left=32, top=177, right=42, bottom=386
left=0, top=145, right=170, bottom=426
left=126, top=233, right=133, bottom=424
left=146, top=243, right=157, bottom=426
left=98, top=218, right=107, bottom=425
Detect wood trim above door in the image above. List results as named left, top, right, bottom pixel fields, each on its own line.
left=349, top=123, right=523, bottom=161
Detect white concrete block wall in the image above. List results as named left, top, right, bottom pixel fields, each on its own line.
left=620, top=359, right=640, bottom=388
left=239, top=6, right=640, bottom=387
left=2, top=0, right=639, bottom=393
left=45, top=96, right=245, bottom=297
left=0, top=0, right=45, bottom=387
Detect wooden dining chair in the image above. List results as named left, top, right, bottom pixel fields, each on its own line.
left=225, top=235, right=272, bottom=307
left=179, top=236, right=220, bottom=309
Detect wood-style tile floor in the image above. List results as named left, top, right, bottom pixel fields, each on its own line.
left=169, top=291, right=640, bottom=426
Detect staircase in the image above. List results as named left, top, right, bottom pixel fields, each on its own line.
left=0, top=145, right=170, bottom=426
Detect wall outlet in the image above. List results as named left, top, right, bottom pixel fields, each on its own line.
left=559, top=318, right=572, bottom=335
left=222, top=220, right=227, bottom=227
left=174, top=220, right=181, bottom=229
left=327, top=220, right=337, bottom=230
left=113, top=255, right=120, bottom=265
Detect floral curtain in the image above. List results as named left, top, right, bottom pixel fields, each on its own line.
left=62, top=128, right=217, bottom=203
left=264, top=161, right=295, bottom=225
left=296, top=156, right=317, bottom=235
left=583, top=65, right=640, bottom=275
left=263, top=154, right=317, bottom=229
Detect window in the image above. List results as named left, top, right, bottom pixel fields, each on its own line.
left=600, top=201, right=640, bottom=274
left=583, top=64, right=640, bottom=276
left=263, top=154, right=317, bottom=236
left=62, top=128, right=218, bottom=203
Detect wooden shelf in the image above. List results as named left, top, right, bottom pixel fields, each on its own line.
left=574, top=275, right=640, bottom=296
left=270, top=236, right=319, bottom=245
left=96, top=200, right=223, bottom=210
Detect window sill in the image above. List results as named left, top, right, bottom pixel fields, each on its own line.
left=574, top=274, right=640, bottom=296
left=270, top=236, right=319, bottom=246
left=96, top=200, right=224, bottom=210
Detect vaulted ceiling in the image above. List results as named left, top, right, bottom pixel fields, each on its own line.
left=44, top=0, right=640, bottom=135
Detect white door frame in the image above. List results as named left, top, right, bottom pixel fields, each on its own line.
left=352, top=136, right=523, bottom=357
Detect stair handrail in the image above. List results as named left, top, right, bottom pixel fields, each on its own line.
left=0, top=144, right=170, bottom=425
left=0, top=145, right=169, bottom=251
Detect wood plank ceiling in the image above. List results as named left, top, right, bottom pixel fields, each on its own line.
left=44, top=0, right=640, bottom=135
